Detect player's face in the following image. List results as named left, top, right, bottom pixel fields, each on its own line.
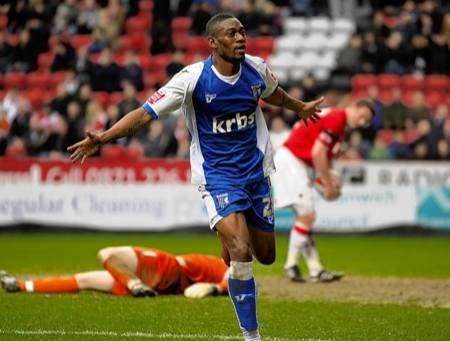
left=354, top=106, right=373, bottom=128
left=211, top=18, right=247, bottom=63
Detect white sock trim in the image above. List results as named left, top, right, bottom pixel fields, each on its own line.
left=229, top=261, right=253, bottom=281
left=25, top=280, right=34, bottom=292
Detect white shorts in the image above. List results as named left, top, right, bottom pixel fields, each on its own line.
left=271, top=146, right=315, bottom=215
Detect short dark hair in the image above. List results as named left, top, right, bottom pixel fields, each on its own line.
left=205, top=13, right=236, bottom=37
left=356, top=99, right=375, bottom=116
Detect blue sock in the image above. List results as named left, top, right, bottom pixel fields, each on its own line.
left=228, top=261, right=258, bottom=332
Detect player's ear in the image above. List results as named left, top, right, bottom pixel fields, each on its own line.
left=207, top=36, right=217, bottom=49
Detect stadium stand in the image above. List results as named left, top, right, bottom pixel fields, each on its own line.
left=0, top=0, right=449, bottom=161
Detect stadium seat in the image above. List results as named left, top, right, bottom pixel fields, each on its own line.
left=120, top=34, right=150, bottom=52
left=284, top=17, right=308, bottom=35
left=325, top=32, right=350, bottom=50
left=275, top=35, right=301, bottom=53
left=26, top=71, right=52, bottom=90
left=171, top=17, right=192, bottom=33
left=402, top=130, right=418, bottom=144
left=425, top=91, right=444, bottom=109
left=401, top=90, right=415, bottom=106
left=139, top=0, right=153, bottom=13
left=401, top=75, right=424, bottom=91
left=71, top=35, right=93, bottom=49
left=309, top=17, right=331, bottom=33
left=379, top=89, right=393, bottom=103
left=172, top=31, right=190, bottom=50
left=351, top=88, right=368, bottom=100
left=101, top=144, right=127, bottom=159
left=126, top=15, right=151, bottom=34
left=319, top=51, right=337, bottom=69
left=332, top=18, right=355, bottom=34
left=187, top=36, right=210, bottom=56
left=292, top=51, right=320, bottom=71
left=4, top=72, right=27, bottom=90
left=109, top=92, right=123, bottom=104
left=312, top=68, right=330, bottom=81
left=138, top=53, right=152, bottom=70
left=247, top=37, right=273, bottom=56
left=144, top=71, right=165, bottom=88
left=424, top=75, right=448, bottom=92
left=94, top=92, right=110, bottom=108
left=377, top=74, right=401, bottom=89
left=25, top=89, right=45, bottom=109
left=290, top=69, right=306, bottom=81
left=0, top=90, right=6, bottom=100
left=147, top=53, right=172, bottom=72
left=268, top=52, right=296, bottom=70
left=38, top=52, right=54, bottom=70
left=352, top=74, right=377, bottom=90
left=300, top=32, right=328, bottom=51
left=0, top=15, right=7, bottom=30
left=377, top=129, right=394, bottom=145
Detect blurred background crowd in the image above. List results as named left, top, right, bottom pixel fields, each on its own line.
left=0, top=0, right=449, bottom=161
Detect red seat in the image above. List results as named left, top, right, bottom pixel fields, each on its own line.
left=139, top=0, right=154, bottom=12
left=401, top=90, right=415, bottom=106
left=171, top=17, right=192, bottom=33
left=248, top=37, right=274, bottom=56
left=126, top=15, right=151, bottom=33
left=379, top=89, right=393, bottom=103
left=138, top=53, right=152, bottom=70
left=4, top=72, right=26, bottom=90
left=144, top=71, right=166, bottom=87
left=109, top=92, right=123, bottom=104
left=187, top=36, right=210, bottom=56
left=351, top=89, right=368, bottom=100
left=0, top=15, right=7, bottom=30
left=25, top=89, right=45, bottom=109
left=50, top=71, right=67, bottom=88
left=401, top=75, right=424, bottom=91
left=147, top=53, right=172, bottom=72
left=101, top=145, right=127, bottom=159
left=424, top=75, right=448, bottom=92
left=0, top=90, right=6, bottom=100
left=172, top=31, right=189, bottom=50
left=377, top=129, right=394, bottom=145
left=425, top=91, right=444, bottom=110
left=38, top=52, right=54, bottom=70
left=71, top=35, right=92, bottom=49
left=377, top=74, right=401, bottom=89
left=120, top=34, right=150, bottom=52
left=352, top=74, right=377, bottom=90
left=402, top=130, right=417, bottom=144
left=26, top=71, right=52, bottom=90
left=94, top=92, right=110, bottom=108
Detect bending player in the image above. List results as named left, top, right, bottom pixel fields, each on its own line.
left=1, top=246, right=228, bottom=299
left=67, top=13, right=322, bottom=341
left=272, top=100, right=374, bottom=282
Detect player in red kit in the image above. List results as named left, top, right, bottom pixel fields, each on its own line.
left=271, top=100, right=374, bottom=282
left=1, top=246, right=228, bottom=298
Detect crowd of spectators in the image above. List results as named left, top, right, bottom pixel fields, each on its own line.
left=0, top=0, right=449, bottom=162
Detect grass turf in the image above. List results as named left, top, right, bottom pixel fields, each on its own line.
left=0, top=232, right=449, bottom=340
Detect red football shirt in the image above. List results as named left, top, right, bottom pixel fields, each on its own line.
left=283, top=108, right=347, bottom=167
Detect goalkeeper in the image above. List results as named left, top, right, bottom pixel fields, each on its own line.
left=1, top=246, right=228, bottom=299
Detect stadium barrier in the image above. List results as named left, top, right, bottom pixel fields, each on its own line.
left=0, top=158, right=449, bottom=231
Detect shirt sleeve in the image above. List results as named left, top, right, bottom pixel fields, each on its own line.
left=260, top=62, right=279, bottom=99
left=142, top=68, right=191, bottom=119
left=317, top=109, right=346, bottom=147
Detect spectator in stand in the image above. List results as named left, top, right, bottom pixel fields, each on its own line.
left=53, top=0, right=79, bottom=35
left=369, top=135, right=390, bottom=160
left=237, top=0, right=262, bottom=36
left=255, top=1, right=282, bottom=36
left=281, top=87, right=304, bottom=127
left=347, top=130, right=371, bottom=159
left=1, top=88, right=28, bottom=124
left=172, top=116, right=190, bottom=159
left=383, top=88, right=407, bottom=130
left=190, top=1, right=214, bottom=35
left=361, top=31, right=379, bottom=73
left=388, top=131, right=410, bottom=159
left=0, top=31, right=14, bottom=73
left=412, top=142, right=429, bottom=160
left=410, top=34, right=430, bottom=74
left=142, top=120, right=172, bottom=158
left=436, top=139, right=449, bottom=160
left=51, top=36, right=77, bottom=72
left=336, top=35, right=363, bottom=75
left=8, top=98, right=31, bottom=140
left=150, top=19, right=175, bottom=55
left=90, top=48, right=122, bottom=93
left=0, top=109, right=9, bottom=155
left=118, top=81, right=140, bottom=119
left=380, top=31, right=410, bottom=74
left=63, top=101, right=85, bottom=151
left=407, top=91, right=430, bottom=123
left=269, top=116, right=289, bottom=151
left=75, top=83, right=93, bottom=113
left=50, top=83, right=72, bottom=117
left=11, top=29, right=40, bottom=72
left=166, top=51, right=186, bottom=78
left=84, top=99, right=107, bottom=133
left=105, top=104, right=121, bottom=131
left=428, top=33, right=449, bottom=74
left=120, top=51, right=144, bottom=91
left=26, top=0, right=51, bottom=55
left=410, top=119, right=437, bottom=158
left=76, top=0, right=99, bottom=34
left=91, top=0, right=125, bottom=52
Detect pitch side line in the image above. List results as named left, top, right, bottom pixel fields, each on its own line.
left=0, top=329, right=333, bottom=341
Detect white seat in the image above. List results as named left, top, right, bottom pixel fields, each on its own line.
left=332, top=18, right=355, bottom=33
left=300, top=33, right=328, bottom=52
left=290, top=69, right=306, bottom=81
left=291, top=51, right=320, bottom=71
left=268, top=52, right=297, bottom=70
left=271, top=67, right=289, bottom=84
left=318, top=51, right=337, bottom=69
left=309, top=16, right=331, bottom=33
left=325, top=32, right=350, bottom=50
left=275, top=35, right=303, bottom=53
left=284, top=17, right=309, bottom=35
left=312, top=68, right=330, bottom=81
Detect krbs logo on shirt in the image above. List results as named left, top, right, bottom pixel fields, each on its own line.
left=251, top=84, right=262, bottom=98
left=216, top=193, right=229, bottom=209
left=205, top=93, right=217, bottom=103
left=212, top=112, right=256, bottom=133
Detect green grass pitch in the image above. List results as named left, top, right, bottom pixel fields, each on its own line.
left=0, top=232, right=449, bottom=340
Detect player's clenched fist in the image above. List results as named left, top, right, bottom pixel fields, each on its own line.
left=184, top=283, right=219, bottom=298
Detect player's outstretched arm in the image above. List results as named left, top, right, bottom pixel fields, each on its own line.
left=263, top=87, right=323, bottom=126
left=311, top=139, right=341, bottom=200
left=67, top=107, right=152, bottom=163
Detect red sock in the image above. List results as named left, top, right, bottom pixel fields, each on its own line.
left=19, top=276, right=79, bottom=293
left=293, top=224, right=311, bottom=236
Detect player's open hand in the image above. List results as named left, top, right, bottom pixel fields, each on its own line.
left=67, top=131, right=103, bottom=164
left=184, top=283, right=219, bottom=299
left=298, top=97, right=324, bottom=126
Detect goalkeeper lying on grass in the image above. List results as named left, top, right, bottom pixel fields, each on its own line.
left=0, top=246, right=228, bottom=299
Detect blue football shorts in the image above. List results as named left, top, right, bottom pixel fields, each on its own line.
left=199, top=177, right=275, bottom=232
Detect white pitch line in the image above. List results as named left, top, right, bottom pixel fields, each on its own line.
left=0, top=329, right=332, bottom=341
